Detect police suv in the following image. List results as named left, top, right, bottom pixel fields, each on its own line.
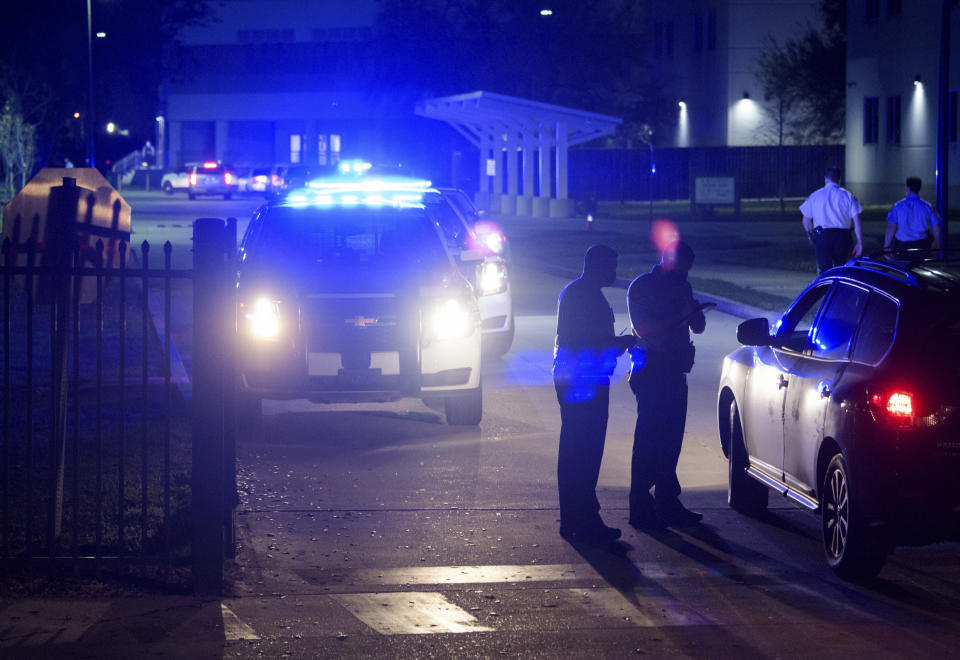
left=235, top=179, right=483, bottom=426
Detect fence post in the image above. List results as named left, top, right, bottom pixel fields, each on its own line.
left=192, top=217, right=230, bottom=595
left=223, top=217, right=237, bottom=559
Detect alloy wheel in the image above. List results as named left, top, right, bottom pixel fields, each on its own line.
left=824, top=464, right=849, bottom=560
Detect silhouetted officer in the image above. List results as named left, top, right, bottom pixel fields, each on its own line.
left=554, top=244, right=635, bottom=545
left=627, top=241, right=707, bottom=530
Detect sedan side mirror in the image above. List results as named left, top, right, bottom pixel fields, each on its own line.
left=737, top=317, right=771, bottom=346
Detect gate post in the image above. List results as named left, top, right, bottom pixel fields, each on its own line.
left=192, top=217, right=231, bottom=595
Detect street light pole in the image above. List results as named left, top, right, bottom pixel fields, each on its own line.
left=86, top=0, right=96, bottom=168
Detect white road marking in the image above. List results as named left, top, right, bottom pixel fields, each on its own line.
left=332, top=592, right=494, bottom=635
left=0, top=600, right=110, bottom=646
left=351, top=563, right=590, bottom=585
left=221, top=603, right=260, bottom=641
left=346, top=561, right=772, bottom=587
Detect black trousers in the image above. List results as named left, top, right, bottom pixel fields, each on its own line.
left=629, top=366, right=687, bottom=517
left=813, top=228, right=852, bottom=273
left=555, top=379, right=609, bottom=531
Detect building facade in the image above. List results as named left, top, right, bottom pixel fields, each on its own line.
left=845, top=0, right=960, bottom=204
left=161, top=0, right=446, bottom=172
left=645, top=0, right=820, bottom=148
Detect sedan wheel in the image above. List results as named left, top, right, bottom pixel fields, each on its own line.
left=162, top=181, right=173, bottom=194
left=821, top=453, right=887, bottom=580
left=727, top=401, right=767, bottom=515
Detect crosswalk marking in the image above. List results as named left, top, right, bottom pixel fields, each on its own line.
left=221, top=603, right=260, bottom=641
left=351, top=563, right=588, bottom=586
left=332, top=592, right=494, bottom=635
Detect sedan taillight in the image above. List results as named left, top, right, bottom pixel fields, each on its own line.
left=224, top=172, right=234, bottom=185
left=189, top=172, right=197, bottom=186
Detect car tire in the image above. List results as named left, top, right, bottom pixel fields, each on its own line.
left=482, top=322, right=514, bottom=359
left=727, top=401, right=768, bottom=515
left=162, top=181, right=173, bottom=194
left=234, top=393, right=262, bottom=442
left=821, top=452, right=888, bottom=581
left=444, top=386, right=482, bottom=426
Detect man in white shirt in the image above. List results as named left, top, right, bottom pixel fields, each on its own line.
left=800, top=167, right=864, bottom=273
left=884, top=177, right=940, bottom=254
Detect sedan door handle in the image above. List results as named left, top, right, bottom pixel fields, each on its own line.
left=778, top=375, right=788, bottom=390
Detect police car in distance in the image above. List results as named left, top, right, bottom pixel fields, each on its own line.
left=187, top=161, right=239, bottom=200
left=235, top=178, right=483, bottom=426
left=718, top=252, right=960, bottom=579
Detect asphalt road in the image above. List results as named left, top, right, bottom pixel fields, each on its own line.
left=125, top=191, right=960, bottom=658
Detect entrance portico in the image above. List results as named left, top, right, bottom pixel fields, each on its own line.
left=416, top=91, right=621, bottom=217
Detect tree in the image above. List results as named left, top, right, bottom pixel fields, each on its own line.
left=754, top=0, right=845, bottom=212
left=0, top=0, right=212, bottom=174
left=754, top=0, right=846, bottom=145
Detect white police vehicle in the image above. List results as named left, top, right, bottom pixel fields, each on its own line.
left=235, top=179, right=483, bottom=426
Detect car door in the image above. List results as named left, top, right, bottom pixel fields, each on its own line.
left=782, top=281, right=869, bottom=500
left=742, top=283, right=832, bottom=480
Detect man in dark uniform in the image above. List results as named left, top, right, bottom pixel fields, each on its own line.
left=627, top=241, right=707, bottom=530
left=555, top=244, right=636, bottom=545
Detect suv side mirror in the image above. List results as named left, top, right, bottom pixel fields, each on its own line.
left=737, top=317, right=771, bottom=346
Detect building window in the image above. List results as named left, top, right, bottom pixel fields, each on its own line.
left=289, top=134, right=304, bottom=163
left=887, top=0, right=902, bottom=15
left=707, top=8, right=717, bottom=50
left=693, top=13, right=703, bottom=53
left=885, top=94, right=901, bottom=144
left=866, top=0, right=880, bottom=20
left=950, top=90, right=958, bottom=142
left=863, top=97, right=879, bottom=144
left=318, top=134, right=328, bottom=165
left=330, top=134, right=341, bottom=163
left=666, top=20, right=675, bottom=57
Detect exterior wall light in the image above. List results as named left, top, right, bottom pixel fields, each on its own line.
left=540, top=9, right=553, bottom=15
left=678, top=101, right=686, bottom=109
left=913, top=74, right=921, bottom=86
left=742, top=91, right=750, bottom=100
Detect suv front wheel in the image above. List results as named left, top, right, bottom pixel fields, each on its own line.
left=821, top=452, right=888, bottom=580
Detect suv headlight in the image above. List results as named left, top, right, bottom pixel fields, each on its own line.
left=240, top=297, right=281, bottom=341
left=430, top=298, right=476, bottom=340
left=477, top=260, right=507, bottom=296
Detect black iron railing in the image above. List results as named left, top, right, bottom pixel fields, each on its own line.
left=1, top=236, right=193, bottom=582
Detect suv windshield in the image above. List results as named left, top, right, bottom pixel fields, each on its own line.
left=251, top=205, right=449, bottom=272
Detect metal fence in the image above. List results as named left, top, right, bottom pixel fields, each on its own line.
left=1, top=235, right=193, bottom=582
left=569, top=144, right=846, bottom=202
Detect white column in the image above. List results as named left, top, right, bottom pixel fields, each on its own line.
left=555, top=121, right=568, bottom=200
left=522, top=135, right=535, bottom=196
left=492, top=131, right=503, bottom=195
left=538, top=126, right=552, bottom=199
left=479, top=135, right=491, bottom=193
left=506, top=133, right=519, bottom=195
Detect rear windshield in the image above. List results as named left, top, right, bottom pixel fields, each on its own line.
left=251, top=205, right=449, bottom=271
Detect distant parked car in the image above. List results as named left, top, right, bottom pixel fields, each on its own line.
left=161, top=164, right=196, bottom=194
left=187, top=161, right=238, bottom=200
left=245, top=167, right=271, bottom=196
left=718, top=252, right=960, bottom=580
